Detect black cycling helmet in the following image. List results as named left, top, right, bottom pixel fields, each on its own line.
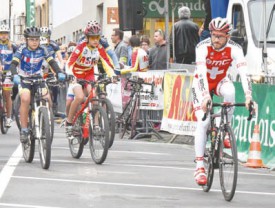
left=24, top=26, right=41, bottom=38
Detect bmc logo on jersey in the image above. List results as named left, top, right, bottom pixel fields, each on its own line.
left=206, top=58, right=232, bottom=66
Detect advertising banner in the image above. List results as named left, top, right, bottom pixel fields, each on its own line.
left=25, top=0, right=36, bottom=27
left=161, top=72, right=196, bottom=135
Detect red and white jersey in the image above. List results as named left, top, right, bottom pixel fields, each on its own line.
left=194, top=38, right=252, bottom=99
left=120, top=47, right=149, bottom=75
left=67, top=42, right=115, bottom=79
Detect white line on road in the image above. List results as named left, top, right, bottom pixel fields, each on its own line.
left=0, top=145, right=22, bottom=198
left=11, top=175, right=275, bottom=196
left=0, top=203, right=63, bottom=208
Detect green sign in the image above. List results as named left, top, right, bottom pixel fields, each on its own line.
left=143, top=0, right=205, bottom=18
left=26, top=0, right=36, bottom=27
left=229, top=83, right=275, bottom=168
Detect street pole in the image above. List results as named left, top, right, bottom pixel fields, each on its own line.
left=263, top=0, right=268, bottom=75
left=164, top=0, right=169, bottom=69
left=171, top=0, right=175, bottom=62
left=9, top=0, right=12, bottom=29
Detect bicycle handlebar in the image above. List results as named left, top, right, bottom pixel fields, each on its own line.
left=202, top=101, right=255, bottom=121
left=124, top=77, right=154, bottom=94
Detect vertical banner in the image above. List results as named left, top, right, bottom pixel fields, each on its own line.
left=161, top=72, right=196, bottom=135
left=26, top=0, right=36, bottom=27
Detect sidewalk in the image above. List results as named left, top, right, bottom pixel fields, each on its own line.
left=135, top=130, right=194, bottom=145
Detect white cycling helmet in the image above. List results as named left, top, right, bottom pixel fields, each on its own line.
left=0, top=24, right=10, bottom=33
left=40, top=36, right=48, bottom=44
left=209, top=17, right=232, bottom=34
left=40, top=27, right=51, bottom=37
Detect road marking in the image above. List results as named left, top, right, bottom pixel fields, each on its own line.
left=12, top=175, right=275, bottom=196
left=0, top=203, right=63, bottom=208
left=41, top=159, right=275, bottom=177
left=52, top=146, right=170, bottom=155
left=0, top=145, right=22, bottom=198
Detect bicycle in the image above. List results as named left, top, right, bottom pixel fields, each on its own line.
left=20, top=76, right=53, bottom=169
left=13, top=74, right=57, bottom=138
left=116, top=76, right=154, bottom=140
left=67, top=78, right=110, bottom=164
left=202, top=99, right=254, bottom=201
left=0, top=72, right=9, bottom=134
left=95, top=73, right=116, bottom=148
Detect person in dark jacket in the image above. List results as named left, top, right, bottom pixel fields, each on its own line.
left=171, top=6, right=199, bottom=64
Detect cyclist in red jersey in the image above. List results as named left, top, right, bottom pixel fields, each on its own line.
left=65, top=20, right=116, bottom=139
left=192, top=17, right=253, bottom=186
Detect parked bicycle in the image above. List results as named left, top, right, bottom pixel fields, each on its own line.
left=202, top=99, right=254, bottom=201
left=20, top=76, right=53, bottom=169
left=0, top=72, right=9, bottom=134
left=116, top=76, right=154, bottom=139
left=67, top=78, right=110, bottom=164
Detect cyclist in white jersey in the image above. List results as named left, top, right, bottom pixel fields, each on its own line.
left=192, top=17, right=253, bottom=186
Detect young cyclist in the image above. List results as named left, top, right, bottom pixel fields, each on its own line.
left=9, top=26, right=66, bottom=143
left=191, top=17, right=253, bottom=186
left=0, top=24, right=17, bottom=128
left=65, top=20, right=117, bottom=139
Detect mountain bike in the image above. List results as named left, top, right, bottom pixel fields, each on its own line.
left=67, top=78, right=110, bottom=164
left=116, top=76, right=154, bottom=139
left=202, top=100, right=254, bottom=201
left=13, top=74, right=57, bottom=138
left=0, top=72, right=9, bottom=134
left=20, top=76, right=53, bottom=169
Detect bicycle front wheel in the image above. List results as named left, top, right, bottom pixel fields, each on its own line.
left=202, top=132, right=214, bottom=192
left=22, top=109, right=35, bottom=163
left=89, top=105, right=109, bottom=164
left=38, top=107, right=52, bottom=169
left=100, top=98, right=116, bottom=148
left=0, top=114, right=8, bottom=134
left=219, top=125, right=238, bottom=201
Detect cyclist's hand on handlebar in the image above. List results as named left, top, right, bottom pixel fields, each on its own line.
left=57, top=72, right=66, bottom=81
left=245, top=97, right=252, bottom=110
left=114, top=68, right=121, bottom=76
left=202, top=98, right=212, bottom=113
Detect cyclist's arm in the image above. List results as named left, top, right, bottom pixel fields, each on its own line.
left=98, top=46, right=116, bottom=77
left=232, top=44, right=252, bottom=99
left=195, top=45, right=211, bottom=101
left=43, top=46, right=62, bottom=74
left=9, top=44, right=23, bottom=75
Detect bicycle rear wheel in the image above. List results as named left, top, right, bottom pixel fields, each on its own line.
left=89, top=105, right=109, bottom=164
left=38, top=107, right=52, bottom=169
left=68, top=115, right=84, bottom=159
left=100, top=98, right=115, bottom=148
left=130, top=98, right=139, bottom=139
left=219, top=125, right=238, bottom=201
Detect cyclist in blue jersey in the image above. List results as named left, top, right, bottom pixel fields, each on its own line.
left=9, top=26, right=66, bottom=143
left=0, top=24, right=17, bottom=128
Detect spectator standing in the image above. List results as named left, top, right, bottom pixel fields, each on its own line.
left=111, top=28, right=128, bottom=65
left=171, top=6, right=199, bottom=64
left=140, top=35, right=151, bottom=55
left=200, top=0, right=212, bottom=41
left=124, top=36, right=132, bottom=66
left=149, top=29, right=167, bottom=70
